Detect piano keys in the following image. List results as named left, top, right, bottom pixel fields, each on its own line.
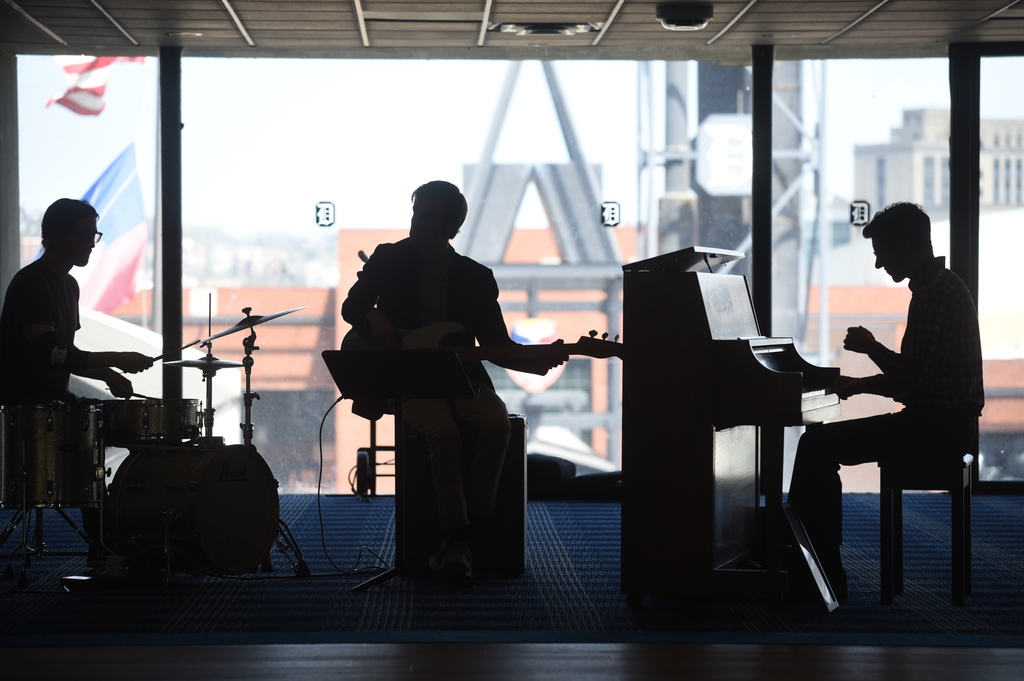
left=620, top=247, right=840, bottom=605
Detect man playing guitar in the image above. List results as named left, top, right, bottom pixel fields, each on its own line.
left=341, top=181, right=568, bottom=582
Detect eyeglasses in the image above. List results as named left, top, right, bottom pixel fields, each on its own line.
left=71, top=231, right=103, bottom=244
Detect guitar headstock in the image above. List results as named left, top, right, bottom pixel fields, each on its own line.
left=572, top=330, right=625, bottom=360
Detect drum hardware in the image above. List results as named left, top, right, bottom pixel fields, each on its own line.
left=101, top=399, right=201, bottom=448
left=160, top=507, right=178, bottom=586
left=106, top=444, right=280, bottom=578
left=267, top=517, right=311, bottom=577
left=198, top=306, right=307, bottom=344
left=239, top=308, right=261, bottom=448
left=164, top=353, right=239, bottom=447
left=0, top=442, right=107, bottom=588
left=154, top=305, right=308, bottom=576
left=0, top=403, right=123, bottom=586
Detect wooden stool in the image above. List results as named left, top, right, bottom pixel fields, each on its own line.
left=879, top=453, right=973, bottom=606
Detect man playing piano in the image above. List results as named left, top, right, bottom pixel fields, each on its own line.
left=341, top=180, right=567, bottom=582
left=788, top=202, right=984, bottom=600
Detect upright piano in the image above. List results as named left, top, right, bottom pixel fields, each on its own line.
left=620, top=247, right=840, bottom=604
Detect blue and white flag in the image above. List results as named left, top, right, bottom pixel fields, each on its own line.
left=77, top=143, right=148, bottom=314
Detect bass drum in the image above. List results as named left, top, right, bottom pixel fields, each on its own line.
left=0, top=403, right=103, bottom=508
left=107, top=444, right=279, bottom=575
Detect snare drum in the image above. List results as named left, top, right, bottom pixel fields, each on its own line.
left=101, top=399, right=200, bottom=447
left=107, top=444, right=279, bottom=575
left=0, top=403, right=103, bottom=508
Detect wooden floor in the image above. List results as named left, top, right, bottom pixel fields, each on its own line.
left=7, top=643, right=1024, bottom=680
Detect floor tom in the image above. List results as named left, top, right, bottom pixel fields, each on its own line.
left=0, top=403, right=103, bottom=508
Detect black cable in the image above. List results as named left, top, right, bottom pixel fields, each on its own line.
left=316, top=397, right=390, bottom=576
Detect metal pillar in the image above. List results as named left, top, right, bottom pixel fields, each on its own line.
left=751, top=45, right=775, bottom=337
left=659, top=61, right=698, bottom=256
left=0, top=49, right=19, bottom=305
left=948, top=44, right=981, bottom=304
left=159, top=47, right=183, bottom=400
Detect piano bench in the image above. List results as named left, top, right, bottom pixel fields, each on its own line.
left=878, top=453, right=973, bottom=607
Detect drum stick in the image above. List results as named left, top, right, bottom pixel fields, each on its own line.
left=105, top=388, right=159, bottom=400
left=151, top=338, right=202, bottom=362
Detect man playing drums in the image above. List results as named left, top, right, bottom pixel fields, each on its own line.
left=0, top=198, right=152, bottom=405
left=0, top=198, right=152, bottom=566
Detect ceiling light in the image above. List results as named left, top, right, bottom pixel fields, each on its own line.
left=656, top=3, right=714, bottom=31
left=489, top=22, right=602, bottom=36
left=165, top=32, right=203, bottom=37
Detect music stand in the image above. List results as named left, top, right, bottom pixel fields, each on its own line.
left=321, top=349, right=477, bottom=590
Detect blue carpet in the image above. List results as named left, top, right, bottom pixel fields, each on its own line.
left=1, top=494, right=1023, bottom=646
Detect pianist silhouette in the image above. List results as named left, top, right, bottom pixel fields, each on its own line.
left=787, top=202, right=984, bottom=600
left=341, top=180, right=566, bottom=582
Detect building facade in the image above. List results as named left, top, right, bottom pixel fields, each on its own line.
left=855, top=109, right=1024, bottom=218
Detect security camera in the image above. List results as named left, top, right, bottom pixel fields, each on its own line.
left=656, top=3, right=714, bottom=31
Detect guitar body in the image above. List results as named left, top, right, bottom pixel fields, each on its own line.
left=341, top=322, right=467, bottom=352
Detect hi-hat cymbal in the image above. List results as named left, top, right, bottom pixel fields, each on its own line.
left=164, top=356, right=244, bottom=369
left=199, top=306, right=307, bottom=343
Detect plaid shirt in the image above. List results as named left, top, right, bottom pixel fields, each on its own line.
left=861, top=257, right=985, bottom=416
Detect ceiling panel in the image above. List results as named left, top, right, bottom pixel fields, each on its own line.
left=0, top=0, right=1021, bottom=62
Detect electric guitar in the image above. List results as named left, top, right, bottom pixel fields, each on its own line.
left=341, top=321, right=625, bottom=362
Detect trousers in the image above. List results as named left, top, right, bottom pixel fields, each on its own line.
left=788, top=407, right=976, bottom=566
left=402, top=386, right=511, bottom=530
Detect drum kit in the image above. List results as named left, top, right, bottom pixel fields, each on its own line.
left=0, top=306, right=309, bottom=586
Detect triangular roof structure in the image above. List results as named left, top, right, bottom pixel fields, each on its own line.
left=454, top=62, right=621, bottom=266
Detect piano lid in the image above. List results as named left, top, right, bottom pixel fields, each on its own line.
left=622, top=246, right=745, bottom=274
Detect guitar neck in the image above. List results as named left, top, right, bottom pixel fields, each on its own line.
left=446, top=343, right=587, bottom=363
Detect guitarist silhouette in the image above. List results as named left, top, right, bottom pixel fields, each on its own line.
left=341, top=181, right=569, bottom=583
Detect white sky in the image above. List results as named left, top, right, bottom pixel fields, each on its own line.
left=16, top=54, right=1024, bottom=236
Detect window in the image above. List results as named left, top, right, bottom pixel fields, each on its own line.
left=978, top=55, right=1024, bottom=482
left=941, top=157, right=950, bottom=207
left=876, top=157, right=886, bottom=208
left=924, top=156, right=935, bottom=206
left=1017, top=159, right=1022, bottom=204
left=994, top=158, right=1001, bottom=203
left=1007, top=158, right=1013, bottom=206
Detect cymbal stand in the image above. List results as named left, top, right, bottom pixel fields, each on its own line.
left=268, top=518, right=311, bottom=577
left=197, top=293, right=223, bottom=447
left=198, top=340, right=222, bottom=446
left=239, top=308, right=260, bottom=448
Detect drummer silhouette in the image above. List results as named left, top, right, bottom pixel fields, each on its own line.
left=0, top=198, right=152, bottom=567
left=0, top=198, right=152, bottom=406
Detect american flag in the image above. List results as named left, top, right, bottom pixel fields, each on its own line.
left=47, top=55, right=145, bottom=116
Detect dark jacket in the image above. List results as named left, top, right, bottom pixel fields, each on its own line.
left=341, top=238, right=515, bottom=390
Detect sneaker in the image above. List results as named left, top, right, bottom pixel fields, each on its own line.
left=429, top=539, right=473, bottom=582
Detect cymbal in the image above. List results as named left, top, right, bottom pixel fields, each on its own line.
left=199, top=306, right=307, bottom=343
left=164, top=356, right=244, bottom=369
